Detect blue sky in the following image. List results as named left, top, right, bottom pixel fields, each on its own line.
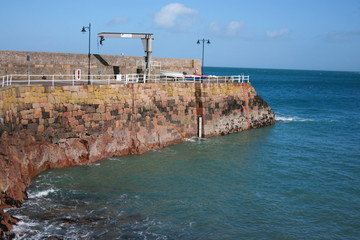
left=1, top=0, right=360, bottom=71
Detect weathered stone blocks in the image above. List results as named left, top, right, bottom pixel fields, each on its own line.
left=0, top=82, right=275, bottom=238
left=0, top=50, right=201, bottom=76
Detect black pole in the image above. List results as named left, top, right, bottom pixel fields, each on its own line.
left=87, top=23, right=91, bottom=84
left=197, top=38, right=210, bottom=76
left=201, top=39, right=205, bottom=75
left=82, top=23, right=91, bottom=84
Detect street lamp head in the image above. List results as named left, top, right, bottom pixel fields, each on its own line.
left=99, top=36, right=105, bottom=45
left=207, top=40, right=211, bottom=44
left=81, top=27, right=87, bottom=33
left=197, top=40, right=200, bottom=44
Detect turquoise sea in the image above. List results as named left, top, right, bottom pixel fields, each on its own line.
left=8, top=67, right=360, bottom=239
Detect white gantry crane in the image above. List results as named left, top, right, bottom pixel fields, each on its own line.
left=97, top=32, right=154, bottom=76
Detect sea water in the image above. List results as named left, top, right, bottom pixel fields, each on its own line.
left=8, top=67, right=360, bottom=239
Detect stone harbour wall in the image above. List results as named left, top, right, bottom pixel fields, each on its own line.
left=0, top=50, right=201, bottom=76
left=0, top=83, right=199, bottom=144
left=198, top=83, right=274, bottom=136
left=0, top=82, right=275, bottom=238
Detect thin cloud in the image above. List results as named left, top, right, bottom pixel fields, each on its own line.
left=108, top=17, right=128, bottom=26
left=226, top=21, right=245, bottom=36
left=209, top=21, right=245, bottom=37
left=209, top=22, right=221, bottom=34
left=266, top=29, right=289, bottom=38
left=323, top=30, right=360, bottom=42
left=154, top=3, right=198, bottom=31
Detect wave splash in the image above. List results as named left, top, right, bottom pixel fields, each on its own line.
left=275, top=114, right=341, bottom=124
left=275, top=115, right=315, bottom=122
left=28, top=188, right=56, bottom=199
left=185, top=137, right=207, bottom=142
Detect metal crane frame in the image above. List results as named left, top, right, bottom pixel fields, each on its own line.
left=97, top=32, right=154, bottom=74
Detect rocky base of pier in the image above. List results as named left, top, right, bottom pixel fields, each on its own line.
left=0, top=82, right=275, bottom=238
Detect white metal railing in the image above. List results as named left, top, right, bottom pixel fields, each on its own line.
left=136, top=60, right=162, bottom=71
left=1, top=74, right=250, bottom=88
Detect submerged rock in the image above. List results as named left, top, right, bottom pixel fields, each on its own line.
left=57, top=216, right=106, bottom=226
left=119, top=213, right=147, bottom=223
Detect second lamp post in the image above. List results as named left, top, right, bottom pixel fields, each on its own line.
left=81, top=23, right=91, bottom=84
left=197, top=39, right=210, bottom=75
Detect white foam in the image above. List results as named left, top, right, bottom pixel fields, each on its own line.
left=108, top=157, right=125, bottom=162
left=13, top=218, right=39, bottom=229
left=185, top=137, right=207, bottom=142
left=28, top=188, right=56, bottom=198
left=185, top=137, right=197, bottom=142
left=120, top=193, right=128, bottom=199
left=10, top=215, right=41, bottom=239
left=276, top=115, right=314, bottom=122
left=90, top=163, right=101, bottom=166
left=189, top=221, right=196, bottom=227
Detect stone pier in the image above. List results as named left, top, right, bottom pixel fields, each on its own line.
left=0, top=81, right=275, bottom=239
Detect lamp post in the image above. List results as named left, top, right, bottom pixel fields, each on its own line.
left=81, top=23, right=91, bottom=84
left=197, top=38, right=210, bottom=75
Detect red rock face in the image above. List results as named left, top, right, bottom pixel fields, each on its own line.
left=0, top=209, right=19, bottom=239
left=0, top=82, right=275, bottom=237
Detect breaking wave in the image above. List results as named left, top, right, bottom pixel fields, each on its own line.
left=185, top=137, right=207, bottom=142
left=28, top=188, right=56, bottom=199
left=275, top=115, right=340, bottom=123
left=275, top=115, right=315, bottom=122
